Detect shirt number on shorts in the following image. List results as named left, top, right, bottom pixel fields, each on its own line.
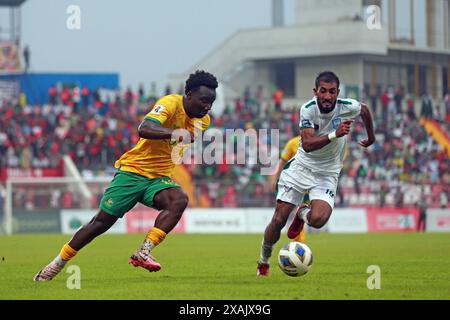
left=325, top=189, right=335, bottom=198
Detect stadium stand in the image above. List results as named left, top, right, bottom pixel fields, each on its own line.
left=0, top=84, right=449, bottom=212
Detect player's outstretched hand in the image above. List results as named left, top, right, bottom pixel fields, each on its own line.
left=336, top=120, right=353, bottom=137
left=358, top=137, right=375, bottom=148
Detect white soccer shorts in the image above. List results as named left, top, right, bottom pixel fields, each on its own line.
left=276, top=159, right=338, bottom=209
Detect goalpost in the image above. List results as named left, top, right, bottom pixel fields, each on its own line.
left=1, top=154, right=119, bottom=235
left=2, top=176, right=113, bottom=235
left=4, top=177, right=89, bottom=235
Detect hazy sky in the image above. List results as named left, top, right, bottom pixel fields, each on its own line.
left=6, top=0, right=295, bottom=93
left=1, top=0, right=419, bottom=93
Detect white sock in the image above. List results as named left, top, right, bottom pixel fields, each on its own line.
left=53, top=255, right=67, bottom=267
left=298, top=206, right=311, bottom=225
left=259, top=240, right=273, bottom=264
left=141, top=240, right=154, bottom=252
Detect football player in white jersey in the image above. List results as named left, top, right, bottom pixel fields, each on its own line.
left=257, top=71, right=375, bottom=276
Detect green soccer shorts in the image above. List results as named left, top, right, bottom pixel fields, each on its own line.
left=100, top=170, right=180, bottom=218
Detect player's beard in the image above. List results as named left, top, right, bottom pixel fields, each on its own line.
left=318, top=99, right=336, bottom=114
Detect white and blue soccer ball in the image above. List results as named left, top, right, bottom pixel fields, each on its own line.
left=278, top=242, right=313, bottom=277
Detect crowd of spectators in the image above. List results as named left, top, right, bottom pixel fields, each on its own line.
left=0, top=83, right=449, bottom=210
left=0, top=83, right=165, bottom=172
left=191, top=85, right=449, bottom=209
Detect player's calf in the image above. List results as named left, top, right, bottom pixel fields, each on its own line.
left=167, top=197, right=189, bottom=219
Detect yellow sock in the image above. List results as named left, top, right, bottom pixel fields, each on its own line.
left=145, top=227, right=167, bottom=248
left=59, top=243, right=78, bottom=261
left=294, top=230, right=306, bottom=243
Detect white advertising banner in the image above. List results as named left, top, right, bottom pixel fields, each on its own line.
left=185, top=209, right=248, bottom=233
left=184, top=208, right=366, bottom=234
left=426, top=209, right=450, bottom=232
left=245, top=208, right=276, bottom=233
left=326, top=209, right=368, bottom=233
left=60, top=210, right=127, bottom=234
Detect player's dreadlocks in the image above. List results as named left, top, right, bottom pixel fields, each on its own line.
left=315, top=71, right=340, bottom=89
left=185, top=70, right=218, bottom=95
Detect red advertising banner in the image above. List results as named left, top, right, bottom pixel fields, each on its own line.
left=126, top=205, right=185, bottom=233
left=1, top=167, right=64, bottom=182
left=366, top=208, right=419, bottom=232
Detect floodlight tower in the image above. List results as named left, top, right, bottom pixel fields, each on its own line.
left=272, top=0, right=284, bottom=27
left=0, top=0, right=26, bottom=44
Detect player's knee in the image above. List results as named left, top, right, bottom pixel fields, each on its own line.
left=308, top=214, right=328, bottom=229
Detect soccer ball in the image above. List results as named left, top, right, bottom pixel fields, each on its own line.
left=278, top=242, right=313, bottom=277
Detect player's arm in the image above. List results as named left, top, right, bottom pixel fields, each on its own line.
left=301, top=121, right=353, bottom=153
left=138, top=119, right=194, bottom=142
left=138, top=119, right=173, bottom=139
left=358, top=103, right=375, bottom=148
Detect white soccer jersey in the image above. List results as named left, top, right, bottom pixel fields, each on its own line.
left=295, top=97, right=361, bottom=174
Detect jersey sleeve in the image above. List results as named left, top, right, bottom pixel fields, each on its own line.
left=299, top=104, right=315, bottom=130
left=341, top=98, right=361, bottom=119
left=144, top=97, right=177, bottom=126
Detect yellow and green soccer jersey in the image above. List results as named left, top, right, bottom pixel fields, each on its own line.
left=281, top=136, right=301, bottom=161
left=115, top=94, right=210, bottom=179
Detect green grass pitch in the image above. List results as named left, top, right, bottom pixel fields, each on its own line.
left=0, top=233, right=449, bottom=300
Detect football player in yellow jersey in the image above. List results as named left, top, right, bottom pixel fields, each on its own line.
left=34, top=70, right=219, bottom=281
left=269, top=135, right=308, bottom=244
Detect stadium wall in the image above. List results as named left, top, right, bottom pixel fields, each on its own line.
left=0, top=72, right=119, bottom=105
left=8, top=207, right=449, bottom=234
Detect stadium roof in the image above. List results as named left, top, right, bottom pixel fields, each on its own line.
left=0, top=0, right=26, bottom=6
